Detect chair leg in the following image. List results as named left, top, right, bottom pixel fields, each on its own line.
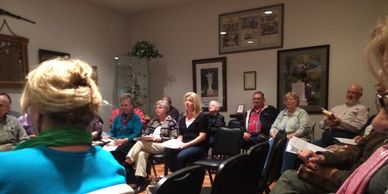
left=207, top=169, right=214, bottom=185
left=151, top=160, right=157, bottom=176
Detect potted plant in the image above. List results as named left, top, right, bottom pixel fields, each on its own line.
left=130, top=41, right=162, bottom=60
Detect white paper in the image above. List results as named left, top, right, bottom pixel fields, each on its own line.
left=334, top=137, right=357, bottom=145
left=162, top=139, right=184, bottom=149
left=286, top=136, right=327, bottom=154
left=102, top=142, right=118, bottom=151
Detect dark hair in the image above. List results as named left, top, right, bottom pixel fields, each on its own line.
left=0, top=92, right=12, bottom=104
left=252, top=91, right=265, bottom=99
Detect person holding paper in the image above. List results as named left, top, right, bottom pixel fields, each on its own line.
left=109, top=94, right=142, bottom=164
left=271, top=16, right=388, bottom=194
left=165, top=92, right=209, bottom=172
left=314, top=84, right=369, bottom=147
left=269, top=92, right=311, bottom=173
left=124, top=100, right=178, bottom=193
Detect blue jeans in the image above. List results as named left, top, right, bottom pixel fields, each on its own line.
left=165, top=146, right=207, bottom=172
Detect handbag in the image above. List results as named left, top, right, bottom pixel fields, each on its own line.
left=297, top=164, right=337, bottom=192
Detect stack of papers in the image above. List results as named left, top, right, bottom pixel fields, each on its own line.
left=286, top=136, right=327, bottom=154
left=334, top=137, right=357, bottom=145
left=162, top=139, right=184, bottom=149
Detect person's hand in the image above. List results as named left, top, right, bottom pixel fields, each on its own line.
left=243, top=132, right=251, bottom=140
left=297, top=149, right=316, bottom=162
left=304, top=163, right=338, bottom=180
left=153, top=135, right=162, bottom=142
left=286, top=134, right=293, bottom=139
left=324, top=117, right=341, bottom=127
left=354, top=135, right=364, bottom=144
left=114, top=138, right=128, bottom=146
left=180, top=142, right=191, bottom=149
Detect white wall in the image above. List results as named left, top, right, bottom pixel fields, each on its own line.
left=127, top=0, right=388, bottom=139
left=0, top=0, right=131, bottom=129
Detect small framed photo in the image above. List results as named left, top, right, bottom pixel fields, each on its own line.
left=236, top=104, right=245, bottom=113
left=39, top=49, right=70, bottom=63
left=244, top=71, right=256, bottom=90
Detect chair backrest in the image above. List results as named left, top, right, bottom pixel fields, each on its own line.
left=153, top=165, right=205, bottom=194
left=211, top=154, right=248, bottom=194
left=227, top=119, right=242, bottom=128
left=310, top=122, right=316, bottom=142
left=212, top=127, right=242, bottom=156
left=261, top=130, right=288, bottom=186
left=238, top=142, right=269, bottom=194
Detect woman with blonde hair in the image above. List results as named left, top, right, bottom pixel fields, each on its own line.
left=0, top=58, right=126, bottom=193
left=165, top=92, right=209, bottom=171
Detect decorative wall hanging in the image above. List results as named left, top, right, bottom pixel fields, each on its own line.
left=277, top=45, right=330, bottom=113
left=192, top=57, right=227, bottom=111
left=219, top=4, right=284, bottom=54
left=39, top=49, right=70, bottom=63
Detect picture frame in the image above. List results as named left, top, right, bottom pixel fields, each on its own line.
left=192, top=57, right=227, bottom=111
left=244, top=71, right=256, bottom=90
left=277, top=45, right=330, bottom=113
left=219, top=4, right=284, bottom=54
left=236, top=104, right=245, bottom=113
left=39, top=49, right=70, bottom=63
left=0, top=34, right=29, bottom=88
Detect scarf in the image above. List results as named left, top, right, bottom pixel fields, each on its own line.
left=13, top=127, right=92, bottom=150
left=336, top=144, right=388, bottom=194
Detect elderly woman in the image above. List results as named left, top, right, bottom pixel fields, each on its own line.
left=269, top=92, right=310, bottom=173
left=124, top=100, right=178, bottom=193
left=270, top=17, right=388, bottom=194
left=109, top=94, right=142, bottom=164
left=165, top=92, right=209, bottom=172
left=0, top=59, right=126, bottom=193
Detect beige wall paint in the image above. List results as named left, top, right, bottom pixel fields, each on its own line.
left=1, top=0, right=131, bottom=129
left=127, top=0, right=388, bottom=139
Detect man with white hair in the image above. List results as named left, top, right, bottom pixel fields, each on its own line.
left=0, top=92, right=28, bottom=151
left=314, top=84, right=369, bottom=147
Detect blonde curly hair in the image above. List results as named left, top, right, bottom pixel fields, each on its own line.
left=21, top=58, right=102, bottom=127
left=364, top=16, right=388, bottom=87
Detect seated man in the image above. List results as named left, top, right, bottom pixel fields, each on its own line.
left=270, top=127, right=388, bottom=194
left=242, top=91, right=278, bottom=149
left=315, top=84, right=369, bottom=147
left=0, top=92, right=29, bottom=151
left=207, top=100, right=226, bottom=147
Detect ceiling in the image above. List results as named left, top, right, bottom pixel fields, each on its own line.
left=87, top=0, right=208, bottom=15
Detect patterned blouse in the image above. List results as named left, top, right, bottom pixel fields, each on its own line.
left=144, top=115, right=179, bottom=142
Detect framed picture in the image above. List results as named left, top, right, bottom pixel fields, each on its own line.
left=244, top=71, right=256, bottom=90
left=236, top=104, right=245, bottom=113
left=39, top=49, right=70, bottom=63
left=0, top=34, right=29, bottom=88
left=219, top=4, right=284, bottom=54
left=277, top=45, right=330, bottom=113
left=192, top=57, right=227, bottom=111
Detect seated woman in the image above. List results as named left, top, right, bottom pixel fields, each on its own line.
left=165, top=92, right=209, bottom=172
left=0, top=58, right=126, bottom=193
left=109, top=96, right=146, bottom=127
left=124, top=99, right=178, bottom=193
left=269, top=92, right=310, bottom=173
left=109, top=94, right=142, bottom=164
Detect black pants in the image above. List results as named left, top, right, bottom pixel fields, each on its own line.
left=111, top=140, right=136, bottom=164
left=314, top=130, right=356, bottom=147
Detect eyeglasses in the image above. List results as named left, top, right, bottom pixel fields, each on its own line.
left=376, top=92, right=388, bottom=112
